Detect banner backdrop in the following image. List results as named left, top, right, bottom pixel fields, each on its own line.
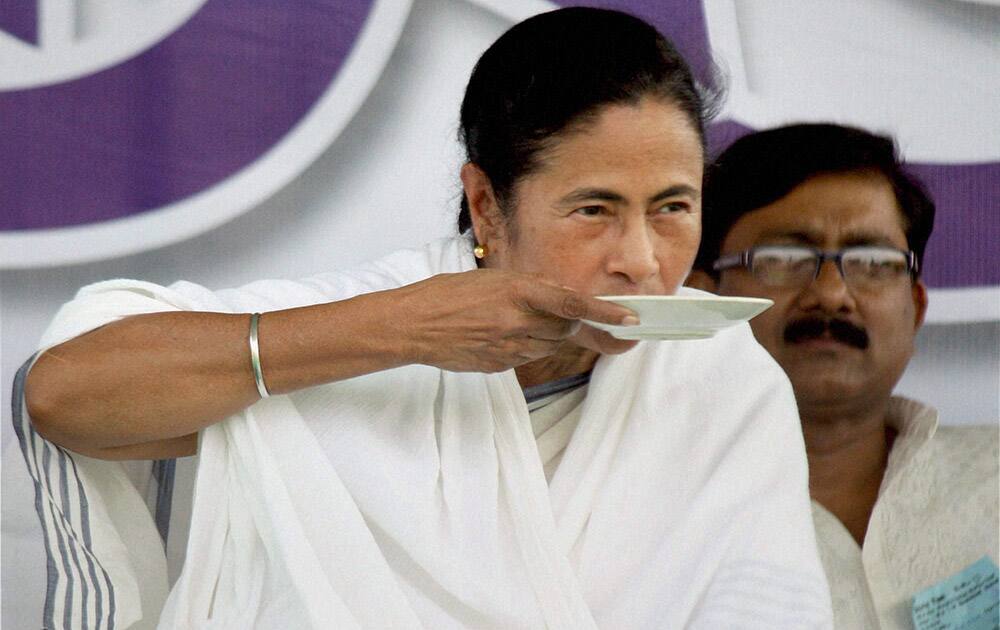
left=2, top=0, right=997, bottom=313
left=1, top=0, right=998, bottom=627
left=0, top=0, right=409, bottom=266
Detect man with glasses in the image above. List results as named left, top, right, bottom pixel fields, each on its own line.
left=688, top=123, right=998, bottom=630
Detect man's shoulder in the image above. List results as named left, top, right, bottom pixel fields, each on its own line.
left=900, top=418, right=1000, bottom=497
left=932, top=424, right=1000, bottom=453
left=887, top=399, right=998, bottom=502
left=932, top=423, right=999, bottom=470
left=935, top=423, right=999, bottom=440
left=892, top=397, right=998, bottom=468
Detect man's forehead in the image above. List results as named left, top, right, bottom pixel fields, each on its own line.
left=722, top=172, right=909, bottom=249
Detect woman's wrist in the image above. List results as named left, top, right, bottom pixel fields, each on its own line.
left=256, top=291, right=415, bottom=395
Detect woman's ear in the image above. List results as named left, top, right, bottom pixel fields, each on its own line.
left=460, top=163, right=503, bottom=249
left=684, top=270, right=718, bottom=293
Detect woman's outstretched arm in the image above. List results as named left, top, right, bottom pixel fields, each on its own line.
left=25, top=270, right=637, bottom=460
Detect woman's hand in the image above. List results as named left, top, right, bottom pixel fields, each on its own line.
left=387, top=269, right=639, bottom=373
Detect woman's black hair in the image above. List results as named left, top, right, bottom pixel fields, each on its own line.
left=457, top=7, right=713, bottom=234
left=695, top=123, right=936, bottom=277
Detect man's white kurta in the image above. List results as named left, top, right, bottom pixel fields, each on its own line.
left=813, top=397, right=999, bottom=630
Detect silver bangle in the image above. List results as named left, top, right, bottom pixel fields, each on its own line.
left=249, top=312, right=270, bottom=399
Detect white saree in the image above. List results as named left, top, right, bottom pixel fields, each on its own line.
left=25, top=236, right=832, bottom=628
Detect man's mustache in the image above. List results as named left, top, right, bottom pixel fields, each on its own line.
left=783, top=317, right=870, bottom=350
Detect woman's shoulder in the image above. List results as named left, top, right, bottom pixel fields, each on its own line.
left=217, top=236, right=474, bottom=311
left=305, top=236, right=470, bottom=287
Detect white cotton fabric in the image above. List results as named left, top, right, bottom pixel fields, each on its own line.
left=24, top=289, right=195, bottom=630
left=35, top=236, right=833, bottom=629
left=812, top=397, right=999, bottom=630
left=529, top=386, right=588, bottom=483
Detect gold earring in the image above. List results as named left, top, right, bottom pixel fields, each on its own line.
left=474, top=244, right=489, bottom=259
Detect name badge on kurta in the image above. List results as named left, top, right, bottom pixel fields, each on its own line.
left=911, top=556, right=999, bottom=630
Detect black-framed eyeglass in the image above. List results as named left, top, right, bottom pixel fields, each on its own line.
left=712, top=245, right=918, bottom=289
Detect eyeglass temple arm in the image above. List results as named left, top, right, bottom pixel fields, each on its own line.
left=712, top=251, right=750, bottom=272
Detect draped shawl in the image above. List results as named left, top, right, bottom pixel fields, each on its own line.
left=21, top=236, right=832, bottom=628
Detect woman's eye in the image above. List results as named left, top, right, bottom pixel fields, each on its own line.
left=574, top=206, right=604, bottom=217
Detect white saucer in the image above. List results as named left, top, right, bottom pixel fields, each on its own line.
left=584, top=295, right=773, bottom=341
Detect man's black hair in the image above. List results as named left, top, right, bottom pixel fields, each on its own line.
left=696, top=123, right=936, bottom=276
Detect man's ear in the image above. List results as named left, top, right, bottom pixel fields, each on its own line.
left=685, top=269, right=719, bottom=294
left=912, top=278, right=928, bottom=330
left=460, top=162, right=504, bottom=249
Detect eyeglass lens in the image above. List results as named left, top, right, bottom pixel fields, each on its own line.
left=751, top=246, right=909, bottom=287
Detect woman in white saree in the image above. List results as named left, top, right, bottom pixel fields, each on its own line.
left=22, top=7, right=833, bottom=629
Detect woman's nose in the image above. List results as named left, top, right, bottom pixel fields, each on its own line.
left=608, top=221, right=660, bottom=284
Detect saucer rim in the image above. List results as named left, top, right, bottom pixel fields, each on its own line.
left=597, top=295, right=773, bottom=307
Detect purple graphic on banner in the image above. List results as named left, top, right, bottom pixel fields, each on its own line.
left=0, top=0, right=372, bottom=229
left=909, top=162, right=1000, bottom=289
left=0, top=2, right=37, bottom=45
left=0, top=0, right=996, bottom=288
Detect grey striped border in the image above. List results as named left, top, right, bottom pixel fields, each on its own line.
left=522, top=371, right=592, bottom=405
left=12, top=358, right=117, bottom=629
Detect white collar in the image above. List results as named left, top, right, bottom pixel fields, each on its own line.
left=881, top=396, right=939, bottom=494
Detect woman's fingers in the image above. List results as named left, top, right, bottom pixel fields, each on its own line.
left=399, top=269, right=640, bottom=373
left=517, top=336, right=565, bottom=361
left=522, top=312, right=580, bottom=341
left=517, top=280, right=638, bottom=327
